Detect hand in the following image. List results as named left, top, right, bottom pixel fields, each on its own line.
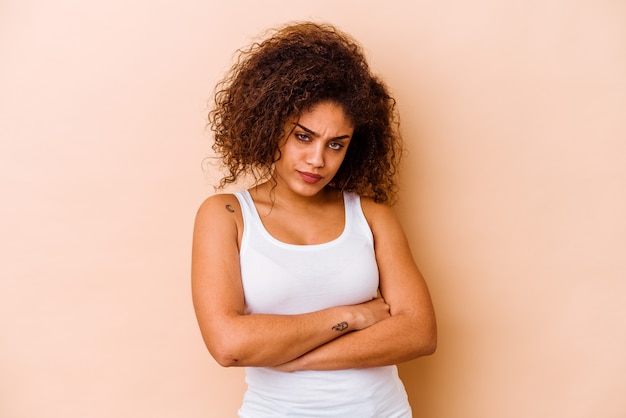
left=353, top=297, right=390, bottom=330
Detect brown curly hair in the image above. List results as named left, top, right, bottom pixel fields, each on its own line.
left=208, top=21, right=402, bottom=203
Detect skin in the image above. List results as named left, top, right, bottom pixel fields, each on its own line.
left=191, top=101, right=436, bottom=370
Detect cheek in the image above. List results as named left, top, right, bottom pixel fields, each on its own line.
left=275, top=143, right=303, bottom=167
left=329, top=152, right=349, bottom=170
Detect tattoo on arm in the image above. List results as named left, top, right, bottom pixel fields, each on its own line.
left=225, top=204, right=235, bottom=213
left=332, top=321, right=348, bottom=332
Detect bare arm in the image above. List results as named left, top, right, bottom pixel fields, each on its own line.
left=273, top=199, right=437, bottom=371
left=191, top=194, right=390, bottom=367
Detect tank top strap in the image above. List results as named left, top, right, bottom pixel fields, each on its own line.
left=233, top=190, right=256, bottom=220
left=233, top=190, right=261, bottom=259
left=344, top=192, right=374, bottom=246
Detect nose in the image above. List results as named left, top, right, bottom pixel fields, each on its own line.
left=306, top=142, right=325, bottom=168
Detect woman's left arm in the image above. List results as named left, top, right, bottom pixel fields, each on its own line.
left=274, top=199, right=437, bottom=371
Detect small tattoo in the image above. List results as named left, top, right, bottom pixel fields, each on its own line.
left=332, top=321, right=348, bottom=332
left=225, top=204, right=235, bottom=213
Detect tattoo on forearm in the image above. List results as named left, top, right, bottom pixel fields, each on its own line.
left=332, top=321, right=348, bottom=332
left=225, top=204, right=235, bottom=213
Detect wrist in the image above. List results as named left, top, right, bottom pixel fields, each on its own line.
left=341, top=305, right=358, bottom=330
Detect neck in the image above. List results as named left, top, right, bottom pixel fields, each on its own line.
left=250, top=181, right=341, bottom=210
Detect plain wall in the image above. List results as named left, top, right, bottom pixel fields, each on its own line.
left=1, top=1, right=625, bottom=417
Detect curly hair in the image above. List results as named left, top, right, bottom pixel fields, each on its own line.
left=208, top=21, right=402, bottom=203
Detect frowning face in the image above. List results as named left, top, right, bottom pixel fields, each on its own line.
left=272, top=101, right=354, bottom=198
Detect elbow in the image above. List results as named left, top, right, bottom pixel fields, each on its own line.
left=422, top=333, right=437, bottom=356
left=205, top=336, right=246, bottom=368
left=418, top=312, right=437, bottom=356
left=210, top=347, right=244, bottom=368
left=212, top=353, right=242, bottom=368
left=402, top=313, right=437, bottom=358
left=409, top=334, right=436, bottom=360
left=411, top=325, right=437, bottom=358
left=421, top=324, right=438, bottom=356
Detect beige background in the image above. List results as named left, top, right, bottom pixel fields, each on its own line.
left=1, top=1, right=625, bottom=417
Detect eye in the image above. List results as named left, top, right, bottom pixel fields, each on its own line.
left=295, top=133, right=311, bottom=142
left=328, top=142, right=344, bottom=151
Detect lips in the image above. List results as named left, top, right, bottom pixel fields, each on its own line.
left=298, top=171, right=323, bottom=184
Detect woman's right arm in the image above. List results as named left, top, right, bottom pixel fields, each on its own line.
left=191, top=194, right=389, bottom=367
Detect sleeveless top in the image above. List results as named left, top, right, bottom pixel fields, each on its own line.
left=234, top=190, right=412, bottom=418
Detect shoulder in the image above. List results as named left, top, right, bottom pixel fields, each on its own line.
left=197, top=192, right=241, bottom=211
left=194, top=193, right=243, bottom=239
left=196, top=192, right=242, bottom=219
left=358, top=195, right=397, bottom=228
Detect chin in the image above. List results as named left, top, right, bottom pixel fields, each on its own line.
left=292, top=182, right=327, bottom=197
left=297, top=186, right=324, bottom=197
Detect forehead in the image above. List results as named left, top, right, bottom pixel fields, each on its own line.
left=296, top=101, right=354, bottom=131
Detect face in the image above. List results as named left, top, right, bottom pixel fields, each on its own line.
left=272, top=101, right=354, bottom=198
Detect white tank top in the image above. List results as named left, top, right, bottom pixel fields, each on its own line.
left=234, top=190, right=412, bottom=418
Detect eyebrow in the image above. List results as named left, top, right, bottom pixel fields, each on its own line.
left=295, top=123, right=351, bottom=141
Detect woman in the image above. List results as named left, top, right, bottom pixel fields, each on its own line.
left=192, top=22, right=437, bottom=417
